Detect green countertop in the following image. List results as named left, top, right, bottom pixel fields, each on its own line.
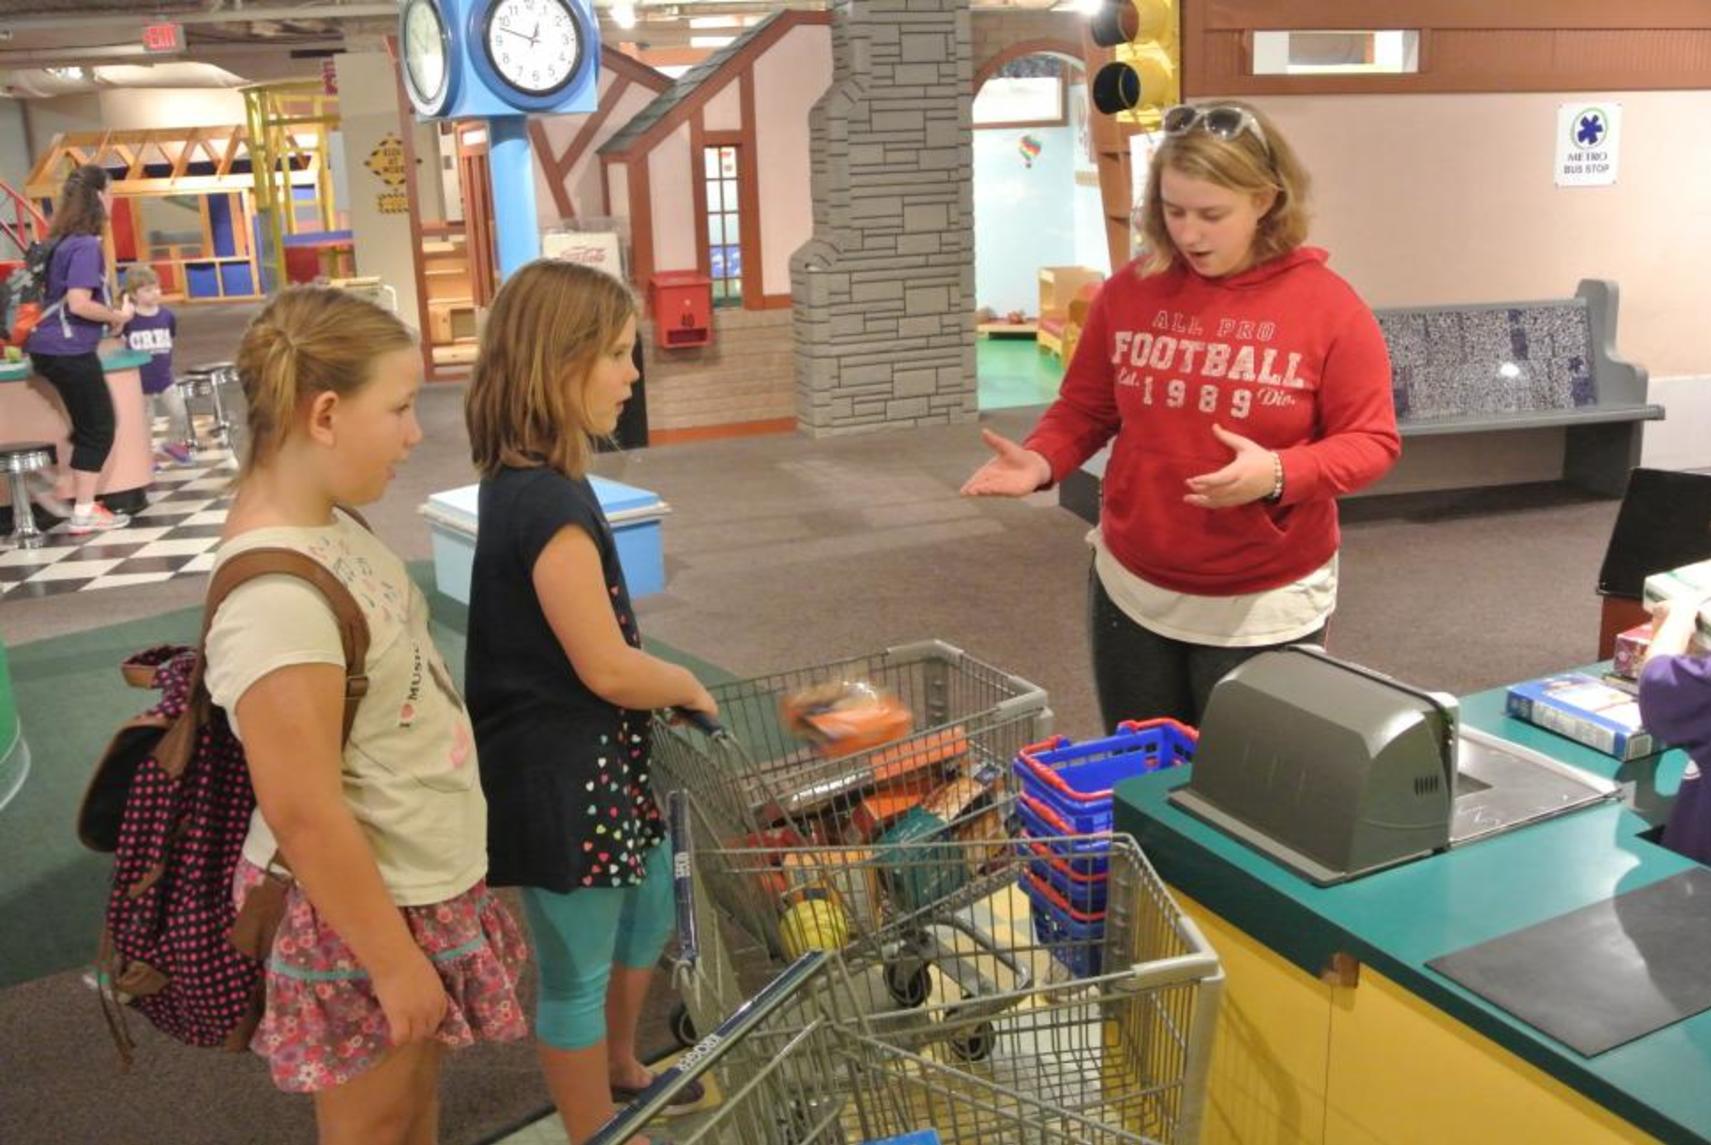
left=1114, top=673, right=1709, bottom=1144
left=0, top=348, right=149, bottom=382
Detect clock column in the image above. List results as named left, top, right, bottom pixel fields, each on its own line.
left=489, top=116, right=541, bottom=278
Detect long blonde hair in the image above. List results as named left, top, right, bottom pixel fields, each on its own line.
left=465, top=259, right=637, bottom=479
left=1135, top=101, right=1312, bottom=276
left=234, top=286, right=415, bottom=477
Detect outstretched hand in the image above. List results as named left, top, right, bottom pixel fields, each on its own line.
left=1184, top=424, right=1277, bottom=509
left=961, top=429, right=1052, bottom=498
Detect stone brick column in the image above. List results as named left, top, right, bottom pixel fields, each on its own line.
left=791, top=0, right=976, bottom=437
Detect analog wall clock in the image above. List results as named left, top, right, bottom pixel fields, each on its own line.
left=470, top=0, right=589, bottom=110
left=400, top=0, right=459, bottom=117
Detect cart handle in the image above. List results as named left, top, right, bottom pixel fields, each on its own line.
left=671, top=706, right=724, bottom=737
left=588, top=952, right=829, bottom=1145
left=667, top=790, right=698, bottom=975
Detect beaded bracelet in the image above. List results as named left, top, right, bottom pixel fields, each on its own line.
left=1264, top=451, right=1284, bottom=503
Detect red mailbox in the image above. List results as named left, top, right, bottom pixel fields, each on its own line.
left=648, top=271, right=713, bottom=349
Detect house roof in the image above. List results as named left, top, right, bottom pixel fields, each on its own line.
left=598, top=9, right=831, bottom=160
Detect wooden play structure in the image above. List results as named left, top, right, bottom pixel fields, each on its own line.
left=1035, top=265, right=1103, bottom=361
left=242, top=79, right=351, bottom=292
left=25, top=127, right=276, bottom=303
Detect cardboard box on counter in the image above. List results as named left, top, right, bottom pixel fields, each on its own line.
left=1506, top=673, right=1657, bottom=761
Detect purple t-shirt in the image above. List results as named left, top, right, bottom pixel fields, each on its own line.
left=125, top=308, right=177, bottom=395
left=1638, top=653, right=1711, bottom=865
left=24, top=234, right=108, bottom=357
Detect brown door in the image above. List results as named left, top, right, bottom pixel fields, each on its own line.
left=455, top=123, right=498, bottom=306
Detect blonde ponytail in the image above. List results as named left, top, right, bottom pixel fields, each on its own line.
left=235, top=286, right=415, bottom=477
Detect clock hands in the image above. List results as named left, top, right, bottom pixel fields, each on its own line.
left=497, top=23, right=538, bottom=47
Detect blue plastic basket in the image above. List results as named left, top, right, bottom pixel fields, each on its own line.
left=1024, top=868, right=1107, bottom=977
left=1014, top=795, right=1112, bottom=876
left=1020, top=838, right=1109, bottom=912
left=1013, top=719, right=1197, bottom=834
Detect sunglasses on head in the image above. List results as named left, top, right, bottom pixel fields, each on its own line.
left=1161, top=104, right=1270, bottom=155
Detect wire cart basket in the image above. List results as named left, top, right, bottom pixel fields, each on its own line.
left=650, top=640, right=1051, bottom=845
left=594, top=931, right=1221, bottom=1145
left=662, top=794, right=1222, bottom=1142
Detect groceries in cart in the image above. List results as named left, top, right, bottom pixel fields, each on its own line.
left=649, top=641, right=1052, bottom=847
left=780, top=678, right=914, bottom=757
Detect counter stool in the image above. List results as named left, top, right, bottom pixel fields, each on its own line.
left=183, top=361, right=237, bottom=448
left=1, top=443, right=55, bottom=549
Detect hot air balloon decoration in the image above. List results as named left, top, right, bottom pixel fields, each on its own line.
left=1018, top=133, right=1043, bottom=168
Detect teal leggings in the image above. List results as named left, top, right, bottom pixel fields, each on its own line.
left=520, top=840, right=676, bottom=1050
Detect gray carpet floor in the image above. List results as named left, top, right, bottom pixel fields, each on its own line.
left=0, top=301, right=1643, bottom=1143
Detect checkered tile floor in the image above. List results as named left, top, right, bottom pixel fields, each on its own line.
left=0, top=447, right=237, bottom=599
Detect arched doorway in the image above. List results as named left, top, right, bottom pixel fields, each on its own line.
left=970, top=50, right=1108, bottom=411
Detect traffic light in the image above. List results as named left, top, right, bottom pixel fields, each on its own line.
left=1089, top=0, right=1180, bottom=130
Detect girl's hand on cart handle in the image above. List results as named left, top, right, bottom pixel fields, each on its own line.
left=961, top=429, right=1052, bottom=497
left=671, top=685, right=721, bottom=733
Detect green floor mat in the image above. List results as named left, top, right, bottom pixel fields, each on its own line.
left=0, top=563, right=734, bottom=989
left=977, top=335, right=1064, bottom=411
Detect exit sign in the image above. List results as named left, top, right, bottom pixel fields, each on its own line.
left=142, top=23, right=184, bottom=53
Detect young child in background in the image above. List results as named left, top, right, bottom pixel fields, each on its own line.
left=205, top=286, right=527, bottom=1143
left=462, top=260, right=717, bottom=1145
left=1639, top=593, right=1711, bottom=866
left=121, top=265, right=193, bottom=467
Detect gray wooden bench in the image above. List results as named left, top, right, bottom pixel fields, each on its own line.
left=1060, top=278, right=1663, bottom=521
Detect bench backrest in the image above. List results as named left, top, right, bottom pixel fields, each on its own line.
left=1374, top=279, right=1646, bottom=422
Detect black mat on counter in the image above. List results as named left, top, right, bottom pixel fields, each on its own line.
left=1428, top=867, right=1711, bottom=1057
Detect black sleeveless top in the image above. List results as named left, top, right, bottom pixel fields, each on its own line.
left=465, top=465, right=664, bottom=893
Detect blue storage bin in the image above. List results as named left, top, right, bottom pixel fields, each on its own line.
left=1020, top=838, right=1108, bottom=912
left=1013, top=719, right=1196, bottom=834
left=1024, top=870, right=1106, bottom=977
left=1014, top=795, right=1111, bottom=876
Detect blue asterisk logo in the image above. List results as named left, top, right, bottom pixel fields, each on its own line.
left=1575, top=110, right=1607, bottom=147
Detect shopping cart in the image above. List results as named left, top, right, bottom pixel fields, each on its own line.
left=650, top=640, right=1050, bottom=846
left=666, top=790, right=1221, bottom=1114
left=595, top=929, right=1221, bottom=1144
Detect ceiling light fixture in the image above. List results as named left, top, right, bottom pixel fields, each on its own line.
left=612, top=3, right=638, bottom=29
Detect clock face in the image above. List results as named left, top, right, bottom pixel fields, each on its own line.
left=482, top=0, right=583, bottom=97
left=402, top=0, right=450, bottom=112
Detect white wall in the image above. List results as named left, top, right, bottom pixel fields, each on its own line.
left=973, top=125, right=1077, bottom=316
left=335, top=52, right=421, bottom=332
left=649, top=123, right=696, bottom=273
left=532, top=71, right=659, bottom=228
left=1250, top=91, right=1711, bottom=382
left=704, top=81, right=741, bottom=132
left=754, top=24, right=831, bottom=298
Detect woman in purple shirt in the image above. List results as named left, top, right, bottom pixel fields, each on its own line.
left=25, top=164, right=135, bottom=533
left=1638, top=593, right=1711, bottom=865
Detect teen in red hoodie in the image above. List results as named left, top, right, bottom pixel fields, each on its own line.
left=964, top=102, right=1400, bottom=728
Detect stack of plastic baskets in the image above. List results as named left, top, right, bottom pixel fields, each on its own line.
left=1013, top=718, right=1197, bottom=976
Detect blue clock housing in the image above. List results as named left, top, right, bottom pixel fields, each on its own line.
left=415, top=0, right=601, bottom=121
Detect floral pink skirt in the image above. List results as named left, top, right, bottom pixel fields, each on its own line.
left=232, top=859, right=529, bottom=1093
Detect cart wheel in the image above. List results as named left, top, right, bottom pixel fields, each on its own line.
left=948, top=1016, right=996, bottom=1062
left=670, top=1001, right=698, bottom=1047
left=884, top=962, right=931, bottom=1008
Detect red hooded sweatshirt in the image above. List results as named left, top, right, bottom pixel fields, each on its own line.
left=1025, top=247, right=1400, bottom=596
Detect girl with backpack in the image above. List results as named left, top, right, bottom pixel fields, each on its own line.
left=203, top=287, right=526, bottom=1143
left=462, top=260, right=718, bottom=1144
left=26, top=163, right=136, bottom=533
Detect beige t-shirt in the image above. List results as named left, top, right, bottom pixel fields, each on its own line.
left=1090, top=527, right=1336, bottom=648
left=204, top=515, right=487, bottom=906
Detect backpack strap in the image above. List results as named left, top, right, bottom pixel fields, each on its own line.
left=200, top=548, right=372, bottom=744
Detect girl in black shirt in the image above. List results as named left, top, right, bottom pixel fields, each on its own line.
left=463, top=261, right=716, bottom=1144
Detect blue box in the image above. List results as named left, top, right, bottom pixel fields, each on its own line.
left=1505, top=673, right=1658, bottom=761
left=861, top=1133, right=941, bottom=1145
left=422, top=477, right=669, bottom=604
